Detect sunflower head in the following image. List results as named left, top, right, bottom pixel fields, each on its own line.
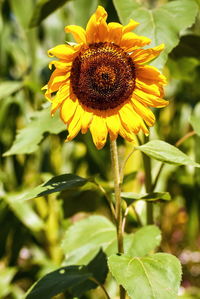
left=43, top=6, right=168, bottom=149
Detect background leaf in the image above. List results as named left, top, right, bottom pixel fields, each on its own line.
left=29, top=0, right=71, bottom=27
left=113, top=0, right=198, bottom=68
left=136, top=140, right=200, bottom=167
left=4, top=108, right=65, bottom=156
left=0, top=81, right=23, bottom=100
left=4, top=194, right=44, bottom=232
left=108, top=253, right=182, bottom=299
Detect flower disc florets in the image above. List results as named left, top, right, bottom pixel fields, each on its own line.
left=70, top=42, right=136, bottom=110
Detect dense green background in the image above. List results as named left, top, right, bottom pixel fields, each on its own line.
left=0, top=0, right=200, bottom=298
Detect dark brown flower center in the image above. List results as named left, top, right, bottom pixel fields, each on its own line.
left=70, top=42, right=136, bottom=110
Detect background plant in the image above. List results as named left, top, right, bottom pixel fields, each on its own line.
left=0, top=0, right=200, bottom=298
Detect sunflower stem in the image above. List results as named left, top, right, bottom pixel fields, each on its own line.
left=110, top=139, right=126, bottom=299
left=142, top=135, right=154, bottom=224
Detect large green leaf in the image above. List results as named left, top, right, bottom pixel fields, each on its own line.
left=20, top=174, right=89, bottom=201
left=62, top=215, right=116, bottom=265
left=113, top=0, right=198, bottom=68
left=108, top=253, right=182, bottom=299
left=125, top=225, right=161, bottom=257
left=0, top=81, right=23, bottom=100
left=136, top=140, right=200, bottom=167
left=4, top=108, right=65, bottom=156
left=29, top=0, right=71, bottom=27
left=62, top=216, right=162, bottom=265
left=25, top=250, right=108, bottom=299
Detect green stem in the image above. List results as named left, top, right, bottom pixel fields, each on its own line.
left=110, top=139, right=126, bottom=299
left=142, top=135, right=154, bottom=224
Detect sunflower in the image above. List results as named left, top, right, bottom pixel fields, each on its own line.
left=43, top=6, right=168, bottom=149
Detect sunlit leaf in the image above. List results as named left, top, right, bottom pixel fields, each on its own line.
left=113, top=0, right=198, bottom=68
left=125, top=225, right=161, bottom=257
left=136, top=140, right=200, bottom=167
left=62, top=216, right=162, bottom=265
left=20, top=174, right=89, bottom=201
left=29, top=0, right=71, bottom=27
left=121, top=191, right=171, bottom=205
left=0, top=81, right=23, bottom=100
left=4, top=108, right=65, bottom=156
left=25, top=249, right=108, bottom=299
left=62, top=215, right=116, bottom=265
left=108, top=253, right=182, bottom=299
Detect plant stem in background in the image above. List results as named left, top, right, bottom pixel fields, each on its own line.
left=142, top=135, right=154, bottom=224
left=110, top=139, right=126, bottom=299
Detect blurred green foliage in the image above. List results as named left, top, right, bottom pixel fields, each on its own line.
left=0, top=0, right=200, bottom=298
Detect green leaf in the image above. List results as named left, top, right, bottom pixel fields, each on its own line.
left=4, top=193, right=44, bottom=232
left=25, top=249, right=108, bottom=299
left=20, top=174, right=89, bottom=201
left=108, top=253, right=182, bottom=299
left=9, top=0, right=34, bottom=29
left=123, top=171, right=137, bottom=184
left=29, top=0, right=70, bottom=27
left=171, top=35, right=200, bottom=59
left=3, top=108, right=65, bottom=156
left=136, top=140, right=200, bottom=167
left=121, top=191, right=171, bottom=205
left=62, top=216, right=162, bottom=265
left=125, top=225, right=161, bottom=257
left=113, top=0, right=198, bottom=68
left=66, top=0, right=98, bottom=27
left=0, top=81, right=23, bottom=100
left=62, top=215, right=116, bottom=265
left=0, top=268, right=17, bottom=298
left=190, top=115, right=200, bottom=136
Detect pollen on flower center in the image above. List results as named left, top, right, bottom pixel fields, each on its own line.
left=70, top=42, right=136, bottom=110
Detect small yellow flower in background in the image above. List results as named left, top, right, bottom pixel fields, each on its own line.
left=43, top=6, right=168, bottom=149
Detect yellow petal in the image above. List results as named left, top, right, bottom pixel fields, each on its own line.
left=48, top=44, right=81, bottom=60
left=131, top=44, right=164, bottom=64
left=120, top=32, right=151, bottom=51
left=44, top=69, right=69, bottom=101
left=107, top=22, right=123, bottom=44
left=65, top=25, right=86, bottom=44
left=119, top=103, right=142, bottom=134
left=51, top=84, right=70, bottom=115
left=133, top=90, right=169, bottom=108
left=81, top=110, right=93, bottom=134
left=49, top=60, right=72, bottom=70
left=135, top=79, right=161, bottom=97
left=60, top=96, right=78, bottom=124
left=66, top=105, right=84, bottom=141
left=119, top=126, right=135, bottom=142
left=136, top=64, right=167, bottom=85
left=106, top=113, right=121, bottom=140
left=90, top=115, right=108, bottom=149
left=123, top=19, right=139, bottom=33
left=86, top=6, right=108, bottom=43
left=131, top=100, right=155, bottom=126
